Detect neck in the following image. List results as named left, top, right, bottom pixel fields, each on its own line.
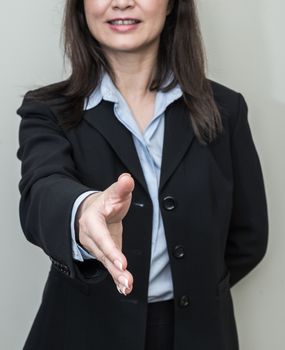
left=103, top=42, right=159, bottom=101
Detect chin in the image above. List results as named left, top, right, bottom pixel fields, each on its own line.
left=105, top=43, right=144, bottom=53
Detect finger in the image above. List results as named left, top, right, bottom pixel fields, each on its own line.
left=103, top=254, right=134, bottom=294
left=83, top=237, right=133, bottom=294
left=108, top=222, right=122, bottom=250
left=79, top=235, right=105, bottom=259
left=88, top=217, right=128, bottom=270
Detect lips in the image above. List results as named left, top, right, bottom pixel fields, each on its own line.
left=107, top=18, right=141, bottom=24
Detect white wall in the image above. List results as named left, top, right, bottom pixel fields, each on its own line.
left=0, top=0, right=284, bottom=348
left=0, top=1, right=65, bottom=348
left=197, top=1, right=285, bottom=348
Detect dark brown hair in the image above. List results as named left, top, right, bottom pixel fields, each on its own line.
left=27, top=0, right=223, bottom=145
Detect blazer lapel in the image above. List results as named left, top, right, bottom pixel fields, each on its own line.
left=159, top=98, right=195, bottom=192
left=83, top=97, right=195, bottom=196
left=83, top=100, right=149, bottom=194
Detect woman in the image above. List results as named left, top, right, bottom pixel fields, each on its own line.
left=17, top=0, right=268, bottom=349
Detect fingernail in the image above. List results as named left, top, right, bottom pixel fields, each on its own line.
left=116, top=285, right=123, bottom=294
left=118, top=275, right=129, bottom=289
left=113, top=259, right=123, bottom=271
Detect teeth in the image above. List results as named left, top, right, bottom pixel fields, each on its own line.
left=110, top=19, right=138, bottom=25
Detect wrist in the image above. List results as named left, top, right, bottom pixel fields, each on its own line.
left=78, top=192, right=102, bottom=219
left=76, top=192, right=102, bottom=244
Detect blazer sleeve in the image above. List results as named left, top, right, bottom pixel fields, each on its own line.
left=226, top=93, right=269, bottom=287
left=16, top=97, right=105, bottom=281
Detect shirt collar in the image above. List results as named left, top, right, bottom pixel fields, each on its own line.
left=84, top=71, right=183, bottom=111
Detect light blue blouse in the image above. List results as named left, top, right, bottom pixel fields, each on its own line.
left=71, top=71, right=183, bottom=302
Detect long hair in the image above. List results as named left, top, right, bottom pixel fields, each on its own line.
left=27, top=0, right=223, bottom=145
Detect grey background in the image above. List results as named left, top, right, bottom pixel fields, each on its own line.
left=0, top=0, right=284, bottom=348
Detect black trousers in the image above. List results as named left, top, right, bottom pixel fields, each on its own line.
left=145, top=299, right=174, bottom=350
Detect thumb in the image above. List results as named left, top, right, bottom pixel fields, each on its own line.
left=106, top=173, right=135, bottom=203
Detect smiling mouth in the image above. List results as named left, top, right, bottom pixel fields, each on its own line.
left=107, top=19, right=141, bottom=25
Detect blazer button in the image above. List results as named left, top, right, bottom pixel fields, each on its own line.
left=178, top=295, right=190, bottom=308
left=173, top=245, right=185, bottom=259
left=162, top=196, right=176, bottom=211
left=61, top=265, right=70, bottom=275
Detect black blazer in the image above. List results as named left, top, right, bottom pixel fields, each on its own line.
left=17, top=81, right=268, bottom=350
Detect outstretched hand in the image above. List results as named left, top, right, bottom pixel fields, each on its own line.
left=77, top=173, right=135, bottom=295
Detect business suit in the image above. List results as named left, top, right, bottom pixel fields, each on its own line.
left=17, top=80, right=268, bottom=350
